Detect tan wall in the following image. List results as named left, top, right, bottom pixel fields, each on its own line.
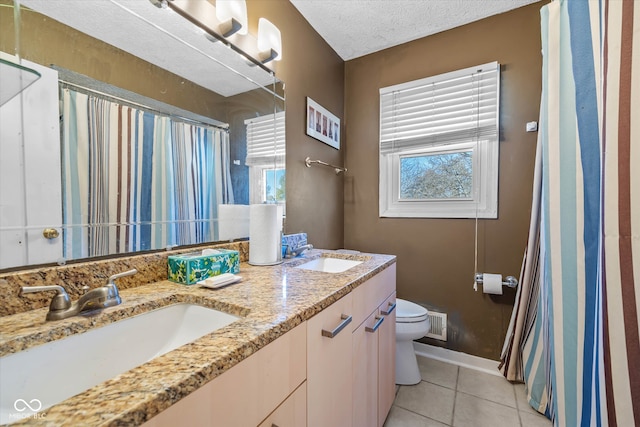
left=344, top=2, right=545, bottom=359
left=247, top=0, right=345, bottom=249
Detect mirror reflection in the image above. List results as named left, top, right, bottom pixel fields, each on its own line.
left=0, top=0, right=285, bottom=270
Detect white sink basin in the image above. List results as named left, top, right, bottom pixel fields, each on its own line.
left=0, top=303, right=239, bottom=424
left=295, top=257, right=363, bottom=273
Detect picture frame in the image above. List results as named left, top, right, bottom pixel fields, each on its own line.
left=306, top=97, right=340, bottom=150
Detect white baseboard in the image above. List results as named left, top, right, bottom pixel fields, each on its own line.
left=412, top=341, right=502, bottom=377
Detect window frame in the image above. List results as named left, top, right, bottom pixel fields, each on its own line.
left=245, top=111, right=286, bottom=207
left=249, top=166, right=285, bottom=205
left=379, top=62, right=499, bottom=219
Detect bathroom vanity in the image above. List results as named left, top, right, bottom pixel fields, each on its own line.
left=0, top=249, right=396, bottom=426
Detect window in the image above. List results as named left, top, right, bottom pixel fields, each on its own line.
left=264, top=167, right=286, bottom=203
left=379, top=62, right=500, bottom=218
left=245, top=111, right=286, bottom=206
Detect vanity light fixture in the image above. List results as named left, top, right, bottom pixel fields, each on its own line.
left=215, top=0, right=248, bottom=37
left=166, top=0, right=282, bottom=69
left=257, top=18, right=282, bottom=63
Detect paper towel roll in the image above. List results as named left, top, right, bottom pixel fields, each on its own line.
left=277, top=205, right=284, bottom=232
left=249, top=204, right=282, bottom=266
left=482, top=273, right=503, bottom=295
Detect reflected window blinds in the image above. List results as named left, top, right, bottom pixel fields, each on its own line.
left=245, top=111, right=286, bottom=167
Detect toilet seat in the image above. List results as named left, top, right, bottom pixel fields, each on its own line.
left=396, top=298, right=429, bottom=323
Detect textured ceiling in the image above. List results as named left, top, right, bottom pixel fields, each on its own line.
left=20, top=0, right=540, bottom=94
left=289, top=0, right=540, bottom=60
left=20, top=0, right=275, bottom=97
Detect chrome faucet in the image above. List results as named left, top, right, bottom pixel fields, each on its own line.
left=20, top=269, right=137, bottom=321
left=285, top=243, right=314, bottom=258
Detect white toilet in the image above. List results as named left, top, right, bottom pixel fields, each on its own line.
left=395, top=298, right=431, bottom=385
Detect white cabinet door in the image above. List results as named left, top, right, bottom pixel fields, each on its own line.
left=352, top=310, right=382, bottom=427
left=307, top=293, right=353, bottom=427
left=350, top=264, right=397, bottom=427
left=351, top=264, right=397, bottom=427
left=378, top=293, right=396, bottom=426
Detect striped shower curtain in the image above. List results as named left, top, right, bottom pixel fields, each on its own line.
left=501, top=0, right=639, bottom=425
left=61, top=88, right=233, bottom=259
left=601, top=0, right=639, bottom=424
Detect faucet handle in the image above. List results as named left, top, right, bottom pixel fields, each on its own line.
left=20, top=285, right=71, bottom=311
left=107, top=269, right=138, bottom=286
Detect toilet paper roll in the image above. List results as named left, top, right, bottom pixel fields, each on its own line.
left=482, top=273, right=503, bottom=295
left=249, top=204, right=282, bottom=266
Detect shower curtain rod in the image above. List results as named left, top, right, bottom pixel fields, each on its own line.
left=57, top=76, right=229, bottom=132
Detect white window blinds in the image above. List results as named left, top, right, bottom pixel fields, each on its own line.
left=245, top=111, right=286, bottom=166
left=379, top=62, right=499, bottom=154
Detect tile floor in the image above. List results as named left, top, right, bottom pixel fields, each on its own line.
left=383, top=356, right=552, bottom=427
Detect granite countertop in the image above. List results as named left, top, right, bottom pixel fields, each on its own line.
left=0, top=250, right=395, bottom=426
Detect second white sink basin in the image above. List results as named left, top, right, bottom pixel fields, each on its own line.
left=295, top=257, right=363, bottom=273
left=0, top=303, right=239, bottom=424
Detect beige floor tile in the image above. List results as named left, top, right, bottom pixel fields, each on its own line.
left=453, top=392, right=520, bottom=427
left=394, top=382, right=455, bottom=425
left=457, top=367, right=517, bottom=408
left=383, top=406, right=449, bottom=427
left=520, top=411, right=552, bottom=427
left=417, top=356, right=459, bottom=390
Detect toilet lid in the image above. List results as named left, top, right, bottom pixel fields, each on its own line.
left=396, top=298, right=429, bottom=322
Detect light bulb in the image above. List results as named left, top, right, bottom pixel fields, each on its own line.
left=257, top=18, right=282, bottom=62
left=215, top=0, right=248, bottom=36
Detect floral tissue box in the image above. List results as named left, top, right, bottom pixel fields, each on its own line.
left=168, top=249, right=240, bottom=285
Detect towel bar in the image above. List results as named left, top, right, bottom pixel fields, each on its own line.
left=305, top=157, right=347, bottom=174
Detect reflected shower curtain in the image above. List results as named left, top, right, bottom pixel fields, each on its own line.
left=501, top=1, right=639, bottom=425
left=61, top=88, right=233, bottom=259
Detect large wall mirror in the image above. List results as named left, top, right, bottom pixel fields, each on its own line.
left=0, top=0, right=285, bottom=270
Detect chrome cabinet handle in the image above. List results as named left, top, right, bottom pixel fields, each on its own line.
left=321, top=314, right=352, bottom=338
left=380, top=301, right=396, bottom=316
left=365, top=316, right=384, bottom=333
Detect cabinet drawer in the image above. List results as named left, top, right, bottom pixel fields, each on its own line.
left=258, top=382, right=306, bottom=427
left=143, top=322, right=306, bottom=427
left=351, top=264, right=396, bottom=329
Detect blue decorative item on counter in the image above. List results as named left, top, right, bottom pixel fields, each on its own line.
left=282, top=233, right=307, bottom=250
left=168, top=249, right=240, bottom=285
left=282, top=233, right=312, bottom=258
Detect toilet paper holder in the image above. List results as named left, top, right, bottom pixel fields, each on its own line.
left=474, top=273, right=518, bottom=288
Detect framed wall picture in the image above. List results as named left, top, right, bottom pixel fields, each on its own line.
left=306, top=97, right=340, bottom=150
